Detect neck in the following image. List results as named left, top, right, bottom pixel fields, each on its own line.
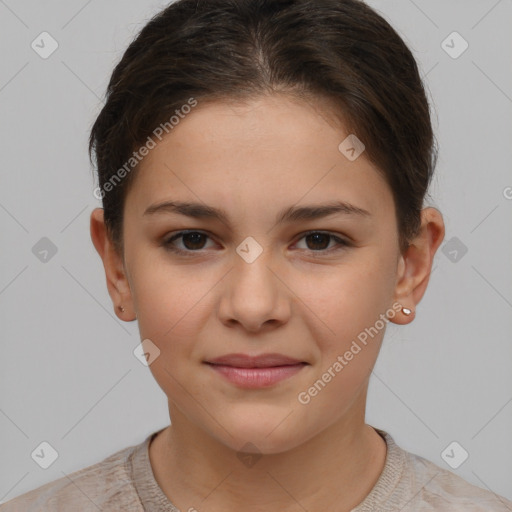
left=149, top=400, right=387, bottom=512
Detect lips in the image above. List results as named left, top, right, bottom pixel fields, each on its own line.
left=204, top=352, right=306, bottom=368
left=204, top=353, right=308, bottom=388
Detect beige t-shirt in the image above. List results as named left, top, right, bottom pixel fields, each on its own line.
left=1, top=427, right=510, bottom=511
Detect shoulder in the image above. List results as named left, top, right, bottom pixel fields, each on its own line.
left=0, top=439, right=145, bottom=512
left=360, top=428, right=512, bottom=512
left=397, top=442, right=512, bottom=510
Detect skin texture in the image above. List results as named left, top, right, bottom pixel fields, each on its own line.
left=90, top=93, right=445, bottom=511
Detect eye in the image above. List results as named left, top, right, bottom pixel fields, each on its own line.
left=162, top=230, right=216, bottom=254
left=294, top=231, right=349, bottom=253
left=162, top=230, right=350, bottom=256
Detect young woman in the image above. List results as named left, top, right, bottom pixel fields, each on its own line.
left=2, top=0, right=510, bottom=510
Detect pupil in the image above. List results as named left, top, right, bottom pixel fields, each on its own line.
left=307, top=233, right=329, bottom=250
left=184, top=232, right=205, bottom=250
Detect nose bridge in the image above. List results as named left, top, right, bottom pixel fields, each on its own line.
left=220, top=239, right=290, bottom=330
left=232, top=240, right=276, bottom=300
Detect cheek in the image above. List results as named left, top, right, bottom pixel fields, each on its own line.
left=294, top=272, right=388, bottom=415
left=300, top=254, right=395, bottom=347
left=133, top=274, right=210, bottom=400
left=129, top=249, right=213, bottom=337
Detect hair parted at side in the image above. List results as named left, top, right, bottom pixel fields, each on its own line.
left=89, top=0, right=438, bottom=256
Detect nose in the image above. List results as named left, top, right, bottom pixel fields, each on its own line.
left=218, top=245, right=291, bottom=333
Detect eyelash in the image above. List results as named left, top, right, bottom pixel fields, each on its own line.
left=162, top=230, right=350, bottom=256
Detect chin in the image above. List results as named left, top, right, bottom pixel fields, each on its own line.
left=214, top=414, right=307, bottom=455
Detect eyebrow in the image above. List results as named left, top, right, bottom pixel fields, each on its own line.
left=143, top=199, right=371, bottom=226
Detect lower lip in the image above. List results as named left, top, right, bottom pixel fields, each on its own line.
left=205, top=363, right=307, bottom=388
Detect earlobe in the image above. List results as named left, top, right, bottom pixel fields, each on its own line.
left=389, top=207, right=445, bottom=325
left=390, top=301, right=416, bottom=325
left=90, top=208, right=136, bottom=321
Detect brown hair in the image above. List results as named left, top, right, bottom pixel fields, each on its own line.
left=89, top=0, right=437, bottom=255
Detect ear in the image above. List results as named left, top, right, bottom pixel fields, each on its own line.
left=90, top=208, right=136, bottom=321
left=389, top=207, right=445, bottom=325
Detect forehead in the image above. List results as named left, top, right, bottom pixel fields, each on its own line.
left=124, top=94, right=393, bottom=223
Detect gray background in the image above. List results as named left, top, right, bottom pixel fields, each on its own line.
left=1, top=0, right=511, bottom=504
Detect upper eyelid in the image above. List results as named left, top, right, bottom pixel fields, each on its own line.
left=166, top=229, right=217, bottom=244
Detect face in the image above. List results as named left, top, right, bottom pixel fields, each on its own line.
left=99, top=94, right=412, bottom=454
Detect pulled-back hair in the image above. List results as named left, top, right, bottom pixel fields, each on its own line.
left=89, top=0, right=437, bottom=255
